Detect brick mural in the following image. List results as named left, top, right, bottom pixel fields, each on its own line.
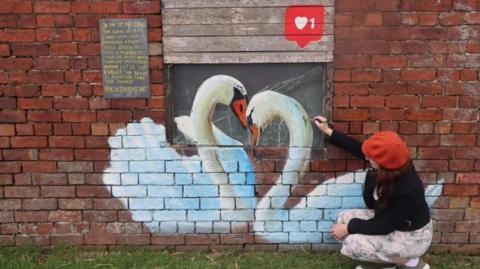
left=0, top=0, right=479, bottom=253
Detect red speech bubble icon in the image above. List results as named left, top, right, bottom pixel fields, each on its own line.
left=284, top=5, right=325, bottom=48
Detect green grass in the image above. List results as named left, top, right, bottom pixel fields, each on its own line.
left=0, top=244, right=479, bottom=269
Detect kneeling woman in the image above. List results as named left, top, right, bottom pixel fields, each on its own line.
left=314, top=116, right=433, bottom=269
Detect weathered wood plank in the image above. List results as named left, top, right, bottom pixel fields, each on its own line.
left=164, top=36, right=333, bottom=52
left=163, top=7, right=334, bottom=25
left=162, top=0, right=335, bottom=8
left=163, top=23, right=334, bottom=37
left=161, top=1, right=336, bottom=63
left=164, top=51, right=333, bottom=63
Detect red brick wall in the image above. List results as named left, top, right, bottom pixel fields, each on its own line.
left=333, top=0, right=479, bottom=252
left=0, top=0, right=479, bottom=252
left=0, top=0, right=163, bottom=246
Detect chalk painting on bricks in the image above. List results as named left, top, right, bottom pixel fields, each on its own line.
left=102, top=70, right=443, bottom=244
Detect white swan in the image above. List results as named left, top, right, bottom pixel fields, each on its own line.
left=246, top=91, right=313, bottom=236
left=175, top=75, right=255, bottom=210
left=102, top=75, right=254, bottom=232
left=247, top=90, right=313, bottom=198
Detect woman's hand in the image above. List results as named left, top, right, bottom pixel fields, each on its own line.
left=330, top=223, right=349, bottom=241
left=312, top=115, right=333, bottom=136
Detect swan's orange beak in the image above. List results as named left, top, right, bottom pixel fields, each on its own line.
left=249, top=124, right=260, bottom=146
left=231, top=98, right=247, bottom=129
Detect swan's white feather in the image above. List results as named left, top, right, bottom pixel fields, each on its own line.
left=175, top=115, right=242, bottom=146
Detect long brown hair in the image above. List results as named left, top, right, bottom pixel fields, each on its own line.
left=372, top=159, right=412, bottom=207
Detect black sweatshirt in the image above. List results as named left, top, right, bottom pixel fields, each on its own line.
left=329, top=130, right=431, bottom=235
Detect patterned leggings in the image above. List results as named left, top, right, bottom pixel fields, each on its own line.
left=336, top=209, right=433, bottom=263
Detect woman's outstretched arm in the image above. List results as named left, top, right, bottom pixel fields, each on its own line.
left=313, top=115, right=366, bottom=161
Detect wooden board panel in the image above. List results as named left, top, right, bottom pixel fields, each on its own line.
left=163, top=7, right=334, bottom=25
left=161, top=0, right=335, bottom=63
left=163, top=0, right=334, bottom=8
left=164, top=51, right=333, bottom=63
left=164, top=36, right=333, bottom=52
left=163, top=23, right=334, bottom=37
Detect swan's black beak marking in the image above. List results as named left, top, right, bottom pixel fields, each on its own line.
left=247, top=109, right=260, bottom=146
left=230, top=87, right=248, bottom=129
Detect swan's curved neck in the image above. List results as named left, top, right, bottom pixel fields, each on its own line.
left=284, top=111, right=311, bottom=149
left=277, top=98, right=312, bottom=173
left=191, top=83, right=232, bottom=145
left=191, top=101, right=216, bottom=145
left=259, top=94, right=313, bottom=149
left=253, top=93, right=313, bottom=207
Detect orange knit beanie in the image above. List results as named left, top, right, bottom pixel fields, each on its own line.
left=361, top=131, right=409, bottom=170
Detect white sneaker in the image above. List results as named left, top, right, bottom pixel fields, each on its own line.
left=397, top=258, right=430, bottom=269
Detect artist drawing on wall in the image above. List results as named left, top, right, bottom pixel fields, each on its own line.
left=103, top=70, right=443, bottom=245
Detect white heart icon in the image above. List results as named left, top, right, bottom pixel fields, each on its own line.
left=295, top=16, right=308, bottom=30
